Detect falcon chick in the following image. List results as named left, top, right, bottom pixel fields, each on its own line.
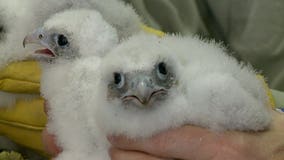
left=23, top=9, right=119, bottom=160
left=92, top=33, right=272, bottom=140
left=0, top=0, right=141, bottom=69
left=0, top=0, right=90, bottom=68
left=23, top=8, right=118, bottom=99
left=0, top=0, right=91, bottom=107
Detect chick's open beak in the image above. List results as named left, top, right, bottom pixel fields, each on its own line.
left=23, top=29, right=55, bottom=57
left=23, top=29, right=43, bottom=48
left=23, top=32, right=40, bottom=48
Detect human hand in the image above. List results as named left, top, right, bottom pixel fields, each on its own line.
left=108, top=111, right=284, bottom=160
left=42, top=100, right=62, bottom=159
left=42, top=98, right=284, bottom=160
left=42, top=128, right=62, bottom=157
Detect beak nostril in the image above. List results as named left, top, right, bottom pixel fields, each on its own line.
left=39, top=34, right=43, bottom=39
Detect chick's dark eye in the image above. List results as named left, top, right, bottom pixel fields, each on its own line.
left=158, top=62, right=167, bottom=75
left=57, top=34, right=68, bottom=46
left=113, top=72, right=125, bottom=89
left=114, top=72, right=121, bottom=84
left=156, top=62, right=168, bottom=81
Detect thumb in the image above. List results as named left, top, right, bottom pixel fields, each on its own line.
left=42, top=128, right=62, bottom=157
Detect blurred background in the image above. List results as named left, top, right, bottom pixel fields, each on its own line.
left=124, top=0, right=284, bottom=92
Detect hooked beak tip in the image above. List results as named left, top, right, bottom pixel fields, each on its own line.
left=122, top=95, right=150, bottom=107
left=23, top=35, right=32, bottom=48
left=23, top=28, right=42, bottom=48
left=139, top=98, right=149, bottom=105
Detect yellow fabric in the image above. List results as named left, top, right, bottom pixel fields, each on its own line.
left=0, top=26, right=276, bottom=155
left=0, top=98, right=46, bottom=153
left=141, top=25, right=166, bottom=37
left=257, top=75, right=276, bottom=108
left=0, top=60, right=45, bottom=153
left=0, top=61, right=41, bottom=93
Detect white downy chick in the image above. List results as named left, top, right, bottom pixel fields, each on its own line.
left=92, top=33, right=272, bottom=140
left=23, top=9, right=118, bottom=160
left=23, top=8, right=118, bottom=99
left=0, top=0, right=90, bottom=68
left=0, top=0, right=91, bottom=107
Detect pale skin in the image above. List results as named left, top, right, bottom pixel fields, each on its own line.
left=42, top=105, right=284, bottom=160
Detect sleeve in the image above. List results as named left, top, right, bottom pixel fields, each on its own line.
left=0, top=61, right=47, bottom=154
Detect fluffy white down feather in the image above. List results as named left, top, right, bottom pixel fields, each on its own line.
left=91, top=33, right=272, bottom=139
left=0, top=0, right=88, bottom=108
left=45, top=55, right=121, bottom=160
left=0, top=0, right=87, bottom=68
left=37, top=9, right=118, bottom=160
left=47, top=57, right=110, bottom=160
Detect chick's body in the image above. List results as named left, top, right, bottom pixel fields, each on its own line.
left=0, top=0, right=89, bottom=107
left=91, top=33, right=272, bottom=140
left=0, top=0, right=89, bottom=66
left=24, top=9, right=119, bottom=160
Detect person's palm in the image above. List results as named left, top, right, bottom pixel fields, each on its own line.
left=42, top=111, right=284, bottom=160
left=109, top=111, right=284, bottom=160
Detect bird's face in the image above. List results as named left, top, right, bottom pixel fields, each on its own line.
left=108, top=61, right=176, bottom=108
left=23, top=28, right=78, bottom=60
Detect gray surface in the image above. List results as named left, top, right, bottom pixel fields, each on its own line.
left=272, top=89, right=284, bottom=108
left=124, top=0, right=284, bottom=91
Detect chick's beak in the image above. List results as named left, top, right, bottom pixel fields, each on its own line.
left=23, top=30, right=41, bottom=48
left=23, top=28, right=55, bottom=57
left=135, top=79, right=153, bottom=105
left=123, top=75, right=167, bottom=107
left=121, top=73, right=168, bottom=107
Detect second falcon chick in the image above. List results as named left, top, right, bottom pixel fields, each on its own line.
left=23, top=9, right=119, bottom=160
left=91, top=33, right=272, bottom=140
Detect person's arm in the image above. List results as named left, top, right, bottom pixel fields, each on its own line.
left=108, top=111, right=284, bottom=160
left=42, top=110, right=284, bottom=160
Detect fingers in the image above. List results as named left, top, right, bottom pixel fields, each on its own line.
left=108, top=125, right=251, bottom=160
left=108, top=126, right=217, bottom=160
left=42, top=100, right=61, bottom=157
left=42, top=128, right=62, bottom=157
left=109, top=147, right=167, bottom=160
